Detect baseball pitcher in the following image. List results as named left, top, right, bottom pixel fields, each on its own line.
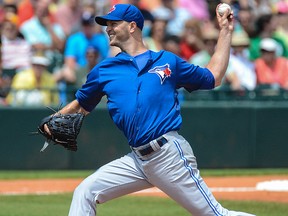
left=38, top=3, right=255, bottom=216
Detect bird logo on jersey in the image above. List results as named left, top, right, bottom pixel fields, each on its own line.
left=148, top=64, right=172, bottom=84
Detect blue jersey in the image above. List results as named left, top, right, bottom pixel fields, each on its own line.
left=76, top=50, right=215, bottom=147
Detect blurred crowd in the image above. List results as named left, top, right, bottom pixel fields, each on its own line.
left=0, top=0, right=288, bottom=107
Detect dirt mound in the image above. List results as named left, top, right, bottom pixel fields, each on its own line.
left=1, top=176, right=287, bottom=203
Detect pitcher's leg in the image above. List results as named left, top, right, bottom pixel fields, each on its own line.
left=68, top=153, right=152, bottom=216
left=145, top=133, right=255, bottom=216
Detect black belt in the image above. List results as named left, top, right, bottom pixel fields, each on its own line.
left=135, top=137, right=168, bottom=157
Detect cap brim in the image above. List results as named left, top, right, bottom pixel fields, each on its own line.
left=31, top=57, right=50, bottom=66
left=261, top=48, right=276, bottom=52
left=95, top=15, right=123, bottom=26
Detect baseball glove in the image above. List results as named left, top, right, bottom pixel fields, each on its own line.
left=37, top=112, right=85, bottom=152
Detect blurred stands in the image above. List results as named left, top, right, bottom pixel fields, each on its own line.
left=0, top=0, right=288, bottom=108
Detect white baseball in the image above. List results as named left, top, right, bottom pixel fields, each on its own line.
left=218, top=3, right=231, bottom=16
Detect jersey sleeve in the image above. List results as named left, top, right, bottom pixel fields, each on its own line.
left=75, top=66, right=104, bottom=112
left=175, top=55, right=215, bottom=92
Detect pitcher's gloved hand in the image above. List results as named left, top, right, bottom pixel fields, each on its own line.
left=38, top=113, right=85, bottom=151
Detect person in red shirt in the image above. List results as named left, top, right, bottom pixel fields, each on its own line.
left=18, top=0, right=56, bottom=27
left=17, top=0, right=35, bottom=27
left=255, top=38, right=288, bottom=89
left=179, top=19, right=205, bottom=61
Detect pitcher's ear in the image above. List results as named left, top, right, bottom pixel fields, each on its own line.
left=129, top=21, right=137, bottom=32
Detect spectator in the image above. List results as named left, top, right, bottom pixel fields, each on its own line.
left=54, top=0, right=82, bottom=36
left=1, top=6, right=32, bottom=101
left=2, top=3, right=18, bottom=17
left=19, top=0, right=66, bottom=72
left=1, top=12, right=32, bottom=75
left=152, top=0, right=191, bottom=36
left=6, top=53, right=59, bottom=106
left=255, top=38, right=288, bottom=90
left=54, top=11, right=109, bottom=85
left=163, top=34, right=181, bottom=57
left=74, top=45, right=100, bottom=88
left=189, top=27, right=219, bottom=67
left=143, top=16, right=168, bottom=52
left=82, top=1, right=104, bottom=34
left=249, top=13, right=288, bottom=60
left=179, top=19, right=205, bottom=61
left=237, top=5, right=257, bottom=37
left=65, top=9, right=109, bottom=65
left=225, top=30, right=256, bottom=91
left=53, top=11, right=109, bottom=104
left=0, top=29, right=9, bottom=105
left=62, top=45, right=101, bottom=103
left=162, top=34, right=185, bottom=103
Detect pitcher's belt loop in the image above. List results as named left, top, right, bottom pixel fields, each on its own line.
left=132, top=136, right=168, bottom=157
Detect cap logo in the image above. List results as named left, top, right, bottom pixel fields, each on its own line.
left=148, top=64, right=172, bottom=84
left=95, top=4, right=144, bottom=30
left=108, top=5, right=116, bottom=14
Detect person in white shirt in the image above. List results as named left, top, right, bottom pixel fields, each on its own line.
left=225, top=30, right=256, bottom=91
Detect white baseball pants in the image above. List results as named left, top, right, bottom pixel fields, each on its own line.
left=68, top=131, right=256, bottom=216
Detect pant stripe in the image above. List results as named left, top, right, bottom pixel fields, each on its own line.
left=174, top=140, right=223, bottom=216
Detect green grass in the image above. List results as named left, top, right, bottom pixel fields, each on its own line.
left=0, top=168, right=287, bottom=179
left=0, top=170, right=93, bottom=179
left=0, top=193, right=287, bottom=216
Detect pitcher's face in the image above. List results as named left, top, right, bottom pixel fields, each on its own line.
left=106, top=21, right=131, bottom=47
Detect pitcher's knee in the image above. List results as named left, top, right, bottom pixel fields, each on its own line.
left=69, top=181, right=99, bottom=216
left=73, top=180, right=99, bottom=205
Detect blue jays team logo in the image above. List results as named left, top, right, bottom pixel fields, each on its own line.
left=148, top=64, right=172, bottom=84
left=108, top=5, right=116, bottom=14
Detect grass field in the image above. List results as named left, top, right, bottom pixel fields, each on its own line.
left=0, top=169, right=288, bottom=216
left=0, top=193, right=288, bottom=216
left=0, top=168, right=287, bottom=179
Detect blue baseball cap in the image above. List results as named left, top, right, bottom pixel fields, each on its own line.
left=95, top=4, right=144, bottom=30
